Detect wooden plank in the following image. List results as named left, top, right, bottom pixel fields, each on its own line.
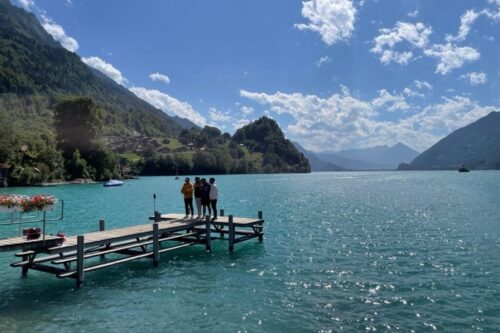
left=47, top=222, right=202, bottom=254
left=51, top=232, right=200, bottom=264
left=0, top=237, right=63, bottom=253
left=58, top=251, right=154, bottom=278
left=216, top=229, right=259, bottom=236
left=158, top=242, right=193, bottom=254
left=158, top=213, right=263, bottom=226
left=233, top=233, right=260, bottom=244
left=14, top=250, right=35, bottom=257
left=29, top=263, right=67, bottom=275
left=10, top=253, right=62, bottom=267
left=58, top=242, right=196, bottom=279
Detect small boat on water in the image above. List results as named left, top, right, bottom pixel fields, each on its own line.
left=103, top=179, right=124, bottom=187
left=458, top=165, right=470, bottom=173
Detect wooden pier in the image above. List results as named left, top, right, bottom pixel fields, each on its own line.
left=2, top=210, right=264, bottom=288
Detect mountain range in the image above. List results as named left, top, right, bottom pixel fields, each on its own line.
left=400, top=111, right=500, bottom=170
left=295, top=142, right=419, bottom=171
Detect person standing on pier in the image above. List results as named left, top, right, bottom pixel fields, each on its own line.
left=209, top=177, right=218, bottom=221
left=200, top=178, right=211, bottom=218
left=193, top=177, right=203, bottom=219
left=181, top=177, right=194, bottom=219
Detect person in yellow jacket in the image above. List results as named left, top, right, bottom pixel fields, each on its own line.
left=180, top=177, right=194, bottom=219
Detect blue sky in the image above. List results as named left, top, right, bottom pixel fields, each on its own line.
left=12, top=0, right=500, bottom=152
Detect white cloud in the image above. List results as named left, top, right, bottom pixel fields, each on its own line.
left=414, top=80, right=433, bottom=90
left=130, top=87, right=206, bottom=126
left=209, top=108, right=232, bottom=122
left=16, top=0, right=35, bottom=10
left=240, top=88, right=496, bottom=152
left=240, top=106, right=254, bottom=115
left=208, top=107, right=252, bottom=131
left=149, top=72, right=171, bottom=84
left=460, top=72, right=487, bottom=85
left=15, top=1, right=79, bottom=52
left=403, top=80, right=433, bottom=98
left=371, top=89, right=410, bottom=112
left=234, top=119, right=251, bottom=130
left=81, top=56, right=127, bottom=85
left=316, top=56, right=332, bottom=67
left=41, top=18, right=79, bottom=52
left=423, top=43, right=480, bottom=75
left=371, top=22, right=432, bottom=65
left=403, top=87, right=424, bottom=98
left=372, top=20, right=482, bottom=74
left=294, top=0, right=357, bottom=45
left=446, top=10, right=480, bottom=42
left=407, top=10, right=419, bottom=18
left=483, top=6, right=500, bottom=21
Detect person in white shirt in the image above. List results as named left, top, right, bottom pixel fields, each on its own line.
left=209, top=177, right=218, bottom=220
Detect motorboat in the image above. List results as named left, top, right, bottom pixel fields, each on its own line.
left=103, top=179, right=124, bottom=187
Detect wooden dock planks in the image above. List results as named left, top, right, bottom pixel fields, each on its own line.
left=4, top=211, right=264, bottom=287
left=0, top=235, right=63, bottom=252
left=158, top=213, right=264, bottom=226
left=46, top=219, right=202, bottom=254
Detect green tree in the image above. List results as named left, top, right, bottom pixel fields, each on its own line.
left=66, top=149, right=90, bottom=179
left=54, top=97, right=103, bottom=156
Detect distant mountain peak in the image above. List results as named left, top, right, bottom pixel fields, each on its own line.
left=329, top=142, right=419, bottom=170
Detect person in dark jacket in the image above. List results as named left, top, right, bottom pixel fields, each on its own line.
left=200, top=178, right=211, bottom=218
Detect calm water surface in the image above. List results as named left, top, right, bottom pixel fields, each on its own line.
left=0, top=172, right=499, bottom=332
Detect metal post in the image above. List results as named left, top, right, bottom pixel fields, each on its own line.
left=76, top=235, right=84, bottom=288
left=99, top=219, right=106, bottom=259
left=21, top=254, right=29, bottom=276
left=219, top=209, right=225, bottom=239
left=42, top=211, right=46, bottom=241
left=154, top=211, right=161, bottom=223
left=205, top=215, right=211, bottom=252
left=229, top=215, right=235, bottom=253
left=153, top=223, right=159, bottom=267
left=99, top=219, right=105, bottom=231
left=258, top=211, right=264, bottom=242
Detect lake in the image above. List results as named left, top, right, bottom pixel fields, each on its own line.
left=0, top=171, right=499, bottom=332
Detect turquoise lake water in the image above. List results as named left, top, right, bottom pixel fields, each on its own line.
left=0, top=172, right=499, bottom=332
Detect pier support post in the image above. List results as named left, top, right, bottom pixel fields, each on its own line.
left=99, top=219, right=106, bottom=259
left=258, top=211, right=264, bottom=242
left=76, top=235, right=84, bottom=288
left=228, top=215, right=235, bottom=253
left=153, top=223, right=159, bottom=267
left=154, top=211, right=161, bottom=223
left=205, top=215, right=211, bottom=252
left=219, top=209, right=225, bottom=238
left=21, top=254, right=29, bottom=276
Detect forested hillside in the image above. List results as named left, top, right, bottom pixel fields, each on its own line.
left=0, top=0, right=309, bottom=185
left=399, top=111, right=500, bottom=170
